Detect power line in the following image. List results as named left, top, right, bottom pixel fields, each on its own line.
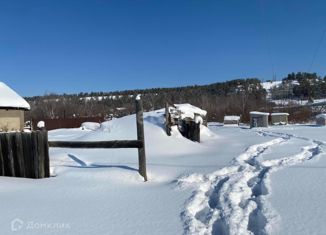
left=259, top=0, right=276, bottom=81
left=308, top=26, right=326, bottom=72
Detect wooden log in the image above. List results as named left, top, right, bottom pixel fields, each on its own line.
left=0, top=133, right=15, bottom=176
left=48, top=140, right=143, bottom=149
left=136, top=98, right=147, bottom=181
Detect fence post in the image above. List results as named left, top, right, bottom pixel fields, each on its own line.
left=135, top=97, right=147, bottom=181
left=165, top=103, right=171, bottom=136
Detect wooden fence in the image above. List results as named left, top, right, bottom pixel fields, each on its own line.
left=0, top=99, right=147, bottom=181
left=48, top=98, right=148, bottom=181
left=0, top=131, right=50, bottom=179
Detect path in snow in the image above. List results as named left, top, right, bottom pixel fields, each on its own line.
left=178, top=130, right=324, bottom=235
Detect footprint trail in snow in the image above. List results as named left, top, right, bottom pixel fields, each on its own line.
left=178, top=130, right=323, bottom=235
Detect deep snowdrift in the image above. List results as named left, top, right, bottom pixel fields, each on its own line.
left=51, top=109, right=217, bottom=159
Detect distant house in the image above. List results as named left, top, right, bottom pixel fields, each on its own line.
left=316, top=114, right=326, bottom=126
left=0, top=82, right=30, bottom=131
left=250, top=111, right=269, bottom=128
left=271, top=113, right=289, bottom=125
left=224, top=115, right=240, bottom=126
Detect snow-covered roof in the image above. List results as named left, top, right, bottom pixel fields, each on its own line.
left=224, top=115, right=240, bottom=121
left=250, top=111, right=270, bottom=116
left=0, top=82, right=30, bottom=110
left=174, top=104, right=207, bottom=119
left=316, top=114, right=326, bottom=119
left=271, top=113, right=289, bottom=116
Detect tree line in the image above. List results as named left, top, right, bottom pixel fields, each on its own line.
left=271, top=72, right=326, bottom=101
left=25, top=78, right=267, bottom=122
left=25, top=72, right=326, bottom=123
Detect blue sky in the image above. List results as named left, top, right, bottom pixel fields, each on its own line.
left=0, top=0, right=325, bottom=96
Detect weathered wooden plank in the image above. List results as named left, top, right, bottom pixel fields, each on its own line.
left=0, top=131, right=49, bottom=179
left=0, top=133, right=15, bottom=176
left=37, top=131, right=45, bottom=178
left=15, top=132, right=26, bottom=177
left=22, top=133, right=33, bottom=178
left=10, top=132, right=25, bottom=177
left=7, top=133, right=16, bottom=176
left=136, top=98, right=147, bottom=181
left=0, top=136, right=4, bottom=176
left=43, top=131, right=50, bottom=178
left=30, top=132, right=39, bottom=178
left=48, top=140, right=143, bottom=149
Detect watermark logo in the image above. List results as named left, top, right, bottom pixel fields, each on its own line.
left=10, top=218, right=70, bottom=232
left=11, top=218, right=24, bottom=232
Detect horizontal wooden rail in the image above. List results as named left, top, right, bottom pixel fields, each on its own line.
left=48, top=98, right=148, bottom=182
left=48, top=140, right=143, bottom=149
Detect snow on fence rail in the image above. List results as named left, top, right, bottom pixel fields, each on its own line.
left=48, top=98, right=148, bottom=181
left=0, top=131, right=50, bottom=179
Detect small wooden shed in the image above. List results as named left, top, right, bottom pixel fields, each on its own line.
left=0, top=82, right=30, bottom=131
left=250, top=111, right=269, bottom=128
left=316, top=114, right=326, bottom=126
left=165, top=103, right=207, bottom=142
left=224, top=115, right=240, bottom=126
left=271, top=113, right=289, bottom=125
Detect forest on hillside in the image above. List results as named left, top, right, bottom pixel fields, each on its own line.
left=26, top=78, right=266, bottom=122
left=271, top=72, right=326, bottom=100
left=25, top=72, right=326, bottom=123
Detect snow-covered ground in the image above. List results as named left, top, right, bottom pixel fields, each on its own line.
left=0, top=110, right=326, bottom=234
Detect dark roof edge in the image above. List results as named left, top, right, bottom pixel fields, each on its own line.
left=0, top=106, right=30, bottom=111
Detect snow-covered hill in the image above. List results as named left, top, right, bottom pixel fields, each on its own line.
left=261, top=80, right=282, bottom=100
left=261, top=81, right=283, bottom=91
